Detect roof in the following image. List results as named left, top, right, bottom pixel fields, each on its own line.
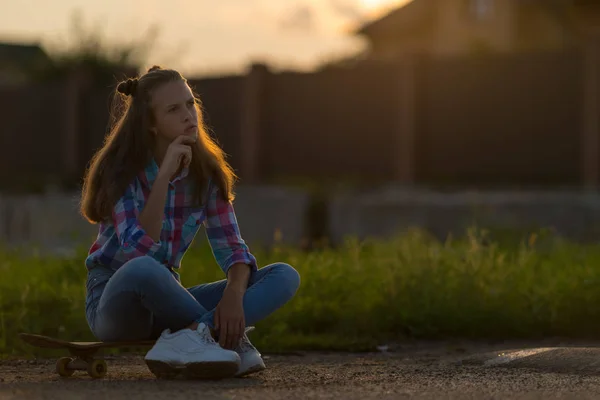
left=354, top=0, right=585, bottom=38
left=0, top=41, right=51, bottom=66
left=354, top=0, right=435, bottom=37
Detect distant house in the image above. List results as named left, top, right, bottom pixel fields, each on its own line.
left=0, top=41, right=52, bottom=85
left=352, top=0, right=599, bottom=62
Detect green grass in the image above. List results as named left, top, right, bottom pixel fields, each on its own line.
left=2, top=227, right=600, bottom=358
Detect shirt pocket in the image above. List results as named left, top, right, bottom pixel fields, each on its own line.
left=181, top=214, right=202, bottom=247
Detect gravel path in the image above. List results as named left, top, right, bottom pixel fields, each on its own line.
left=2, top=341, right=600, bottom=399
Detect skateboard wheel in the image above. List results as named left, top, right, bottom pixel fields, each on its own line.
left=87, top=359, right=107, bottom=379
left=56, top=357, right=75, bottom=377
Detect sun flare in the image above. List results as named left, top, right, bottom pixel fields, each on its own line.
left=359, top=0, right=406, bottom=11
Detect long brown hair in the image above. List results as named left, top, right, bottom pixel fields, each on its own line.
left=80, top=65, right=236, bottom=224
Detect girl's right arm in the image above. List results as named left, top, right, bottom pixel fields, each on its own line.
left=139, top=134, right=196, bottom=240
left=113, top=135, right=196, bottom=257
left=111, top=182, right=164, bottom=259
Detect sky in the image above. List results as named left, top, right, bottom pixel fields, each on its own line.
left=0, top=0, right=409, bottom=77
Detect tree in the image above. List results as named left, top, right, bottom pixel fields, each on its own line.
left=39, top=9, right=159, bottom=82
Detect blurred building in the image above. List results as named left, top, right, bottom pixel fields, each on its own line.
left=0, top=41, right=52, bottom=86
left=353, top=0, right=598, bottom=62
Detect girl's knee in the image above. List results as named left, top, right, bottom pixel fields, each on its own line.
left=272, top=262, right=301, bottom=295
left=119, top=256, right=170, bottom=282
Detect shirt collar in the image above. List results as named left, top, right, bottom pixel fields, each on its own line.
left=140, top=157, right=189, bottom=188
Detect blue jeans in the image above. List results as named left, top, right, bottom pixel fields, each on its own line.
left=85, top=256, right=301, bottom=342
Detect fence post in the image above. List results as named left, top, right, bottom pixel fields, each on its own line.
left=582, top=35, right=600, bottom=190
left=394, top=56, right=418, bottom=184
left=240, top=63, right=268, bottom=184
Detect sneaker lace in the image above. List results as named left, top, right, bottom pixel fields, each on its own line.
left=237, top=326, right=256, bottom=352
left=196, top=323, right=218, bottom=345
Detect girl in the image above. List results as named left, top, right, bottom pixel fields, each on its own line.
left=79, top=65, right=300, bottom=380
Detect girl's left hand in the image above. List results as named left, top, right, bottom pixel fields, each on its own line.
left=214, top=289, right=245, bottom=350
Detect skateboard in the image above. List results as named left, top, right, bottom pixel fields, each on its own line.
left=19, top=333, right=155, bottom=379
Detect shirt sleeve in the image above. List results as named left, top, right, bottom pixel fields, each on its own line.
left=203, top=182, right=258, bottom=276
left=112, top=181, right=162, bottom=259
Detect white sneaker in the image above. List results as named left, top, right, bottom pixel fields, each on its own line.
left=234, top=327, right=266, bottom=377
left=145, top=322, right=240, bottom=379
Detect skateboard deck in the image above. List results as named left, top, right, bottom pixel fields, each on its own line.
left=19, top=333, right=155, bottom=378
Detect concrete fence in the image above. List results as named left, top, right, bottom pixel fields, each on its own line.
left=329, top=187, right=600, bottom=244
left=0, top=186, right=311, bottom=255
left=2, top=187, right=600, bottom=256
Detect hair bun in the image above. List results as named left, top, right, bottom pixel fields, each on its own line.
left=117, top=78, right=139, bottom=96
left=148, top=65, right=162, bottom=73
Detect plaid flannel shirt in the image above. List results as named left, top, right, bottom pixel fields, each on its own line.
left=85, top=158, right=258, bottom=276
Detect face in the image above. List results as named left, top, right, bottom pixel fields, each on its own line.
left=150, top=80, right=199, bottom=143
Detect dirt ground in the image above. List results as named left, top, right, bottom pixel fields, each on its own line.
left=2, top=341, right=600, bottom=399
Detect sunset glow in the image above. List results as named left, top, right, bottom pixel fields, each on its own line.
left=0, top=0, right=413, bottom=75
left=360, top=0, right=395, bottom=10
left=360, top=0, right=408, bottom=12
